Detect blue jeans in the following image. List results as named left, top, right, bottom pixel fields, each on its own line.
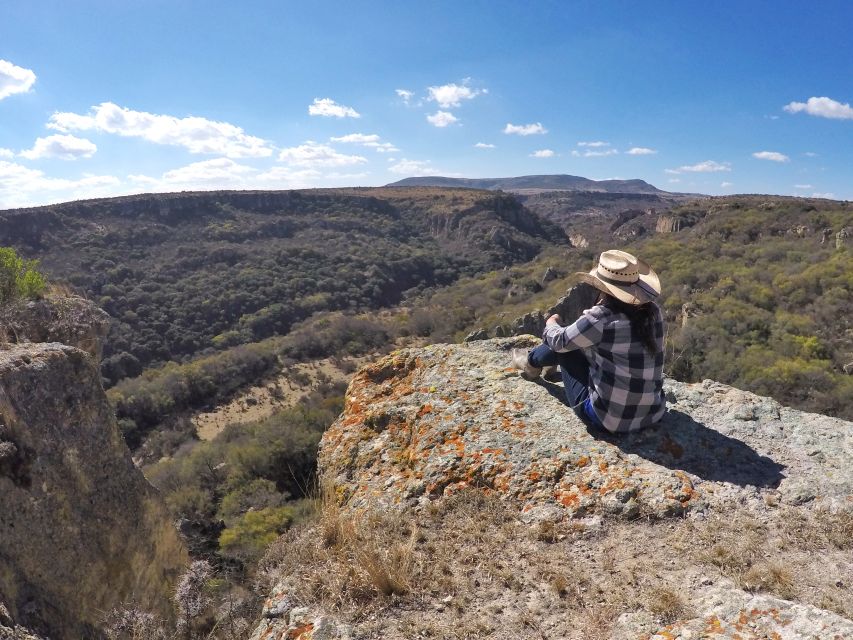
left=528, top=344, right=604, bottom=429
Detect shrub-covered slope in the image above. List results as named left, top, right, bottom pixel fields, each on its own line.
left=407, top=196, right=853, bottom=419
left=0, top=188, right=564, bottom=385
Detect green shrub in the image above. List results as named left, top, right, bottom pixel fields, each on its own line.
left=0, top=247, right=47, bottom=303
left=218, top=506, right=295, bottom=562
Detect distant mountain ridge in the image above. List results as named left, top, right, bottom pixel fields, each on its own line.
left=386, top=174, right=668, bottom=195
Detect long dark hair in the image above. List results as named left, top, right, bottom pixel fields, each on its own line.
left=599, top=293, right=659, bottom=354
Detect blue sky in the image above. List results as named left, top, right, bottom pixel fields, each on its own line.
left=1, top=1, right=851, bottom=208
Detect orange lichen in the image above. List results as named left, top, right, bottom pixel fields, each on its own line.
left=576, top=456, right=590, bottom=467
left=287, top=623, right=314, bottom=639
left=417, top=404, right=433, bottom=417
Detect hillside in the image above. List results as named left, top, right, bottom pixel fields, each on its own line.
left=252, top=337, right=853, bottom=639
left=386, top=173, right=670, bottom=194
left=407, top=195, right=853, bottom=420
left=0, top=188, right=564, bottom=386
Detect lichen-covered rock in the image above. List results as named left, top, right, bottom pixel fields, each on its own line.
left=0, top=343, right=186, bottom=639
left=613, top=581, right=853, bottom=639
left=320, top=337, right=852, bottom=518
left=0, top=295, right=110, bottom=361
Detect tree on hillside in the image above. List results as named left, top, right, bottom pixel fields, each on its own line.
left=0, top=247, right=47, bottom=304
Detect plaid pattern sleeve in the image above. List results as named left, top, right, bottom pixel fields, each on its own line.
left=541, top=306, right=608, bottom=353
left=543, top=303, right=666, bottom=433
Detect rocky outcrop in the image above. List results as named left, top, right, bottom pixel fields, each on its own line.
left=655, top=214, right=691, bottom=233
left=837, top=227, right=850, bottom=249
left=253, top=336, right=852, bottom=639
left=568, top=232, right=588, bottom=248
left=0, top=343, right=186, bottom=638
left=319, top=337, right=852, bottom=515
left=0, top=296, right=110, bottom=361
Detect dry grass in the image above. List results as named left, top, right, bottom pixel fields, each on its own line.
left=258, top=494, right=853, bottom=638
left=741, top=562, right=796, bottom=599
left=644, top=586, right=687, bottom=624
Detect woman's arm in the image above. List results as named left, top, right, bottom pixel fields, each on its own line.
left=542, top=306, right=607, bottom=352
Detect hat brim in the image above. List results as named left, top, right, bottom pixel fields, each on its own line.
left=573, top=258, right=660, bottom=306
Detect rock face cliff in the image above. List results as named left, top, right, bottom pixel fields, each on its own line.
left=0, top=340, right=186, bottom=638
left=254, top=337, right=852, bottom=640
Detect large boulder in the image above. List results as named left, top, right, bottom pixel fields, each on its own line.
left=0, top=295, right=110, bottom=361
left=0, top=343, right=186, bottom=638
left=254, top=337, right=852, bottom=639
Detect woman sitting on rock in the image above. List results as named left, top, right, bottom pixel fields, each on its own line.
left=511, top=249, right=666, bottom=433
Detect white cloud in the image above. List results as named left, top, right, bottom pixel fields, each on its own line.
left=474, top=142, right=495, bottom=149
left=396, top=89, right=415, bottom=104
left=130, top=160, right=327, bottom=192
left=783, top=96, right=853, bottom=120
left=577, top=141, right=610, bottom=148
left=20, top=134, right=97, bottom=160
left=811, top=192, right=835, bottom=199
left=720, top=181, right=733, bottom=187
left=504, top=122, right=547, bottom=136
left=667, top=160, right=731, bottom=174
left=160, top=157, right=256, bottom=187
left=626, top=147, right=657, bottom=155
left=752, top=150, right=789, bottom=163
left=531, top=149, right=555, bottom=158
left=0, top=60, right=36, bottom=100
left=804, top=152, right=818, bottom=157
left=308, top=98, right=360, bottom=118
left=571, top=148, right=618, bottom=158
left=331, top=133, right=379, bottom=144
left=427, top=80, right=485, bottom=108
left=0, top=148, right=13, bottom=159
left=426, top=110, right=458, bottom=127
left=667, top=178, right=681, bottom=183
left=330, top=133, right=398, bottom=153
left=793, top=184, right=813, bottom=189
left=0, top=160, right=119, bottom=208
left=48, top=102, right=272, bottom=158
left=388, top=158, right=443, bottom=176
left=278, top=142, right=367, bottom=167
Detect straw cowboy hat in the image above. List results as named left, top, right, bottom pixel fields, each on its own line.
left=574, top=250, right=660, bottom=305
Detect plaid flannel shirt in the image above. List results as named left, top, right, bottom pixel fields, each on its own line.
left=542, top=302, right=666, bottom=432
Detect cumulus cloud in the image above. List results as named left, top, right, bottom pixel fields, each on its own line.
left=388, top=158, right=443, bottom=175
left=427, top=80, right=485, bottom=108
left=0, top=60, right=36, bottom=100
left=667, top=160, right=731, bottom=174
left=395, top=89, right=415, bottom=104
left=577, top=141, right=610, bottom=148
left=783, top=96, right=853, bottom=120
left=0, top=160, right=119, bottom=208
left=752, top=150, right=789, bottom=163
left=426, top=111, right=458, bottom=127
left=129, top=159, right=328, bottom=192
left=0, top=148, right=13, bottom=159
left=474, top=142, right=495, bottom=149
left=308, top=98, right=361, bottom=118
left=331, top=133, right=398, bottom=153
left=48, top=102, right=272, bottom=158
left=571, top=148, right=618, bottom=158
left=793, top=184, right=813, bottom=189
left=811, top=192, right=835, bottom=199
left=720, top=181, right=733, bottom=187
left=531, top=149, right=555, bottom=158
left=278, top=142, right=367, bottom=167
left=627, top=147, right=657, bottom=155
left=803, top=151, right=818, bottom=157
left=20, top=134, right=97, bottom=160
left=504, top=122, right=547, bottom=135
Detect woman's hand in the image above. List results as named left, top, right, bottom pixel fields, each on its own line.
left=546, top=313, right=562, bottom=326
